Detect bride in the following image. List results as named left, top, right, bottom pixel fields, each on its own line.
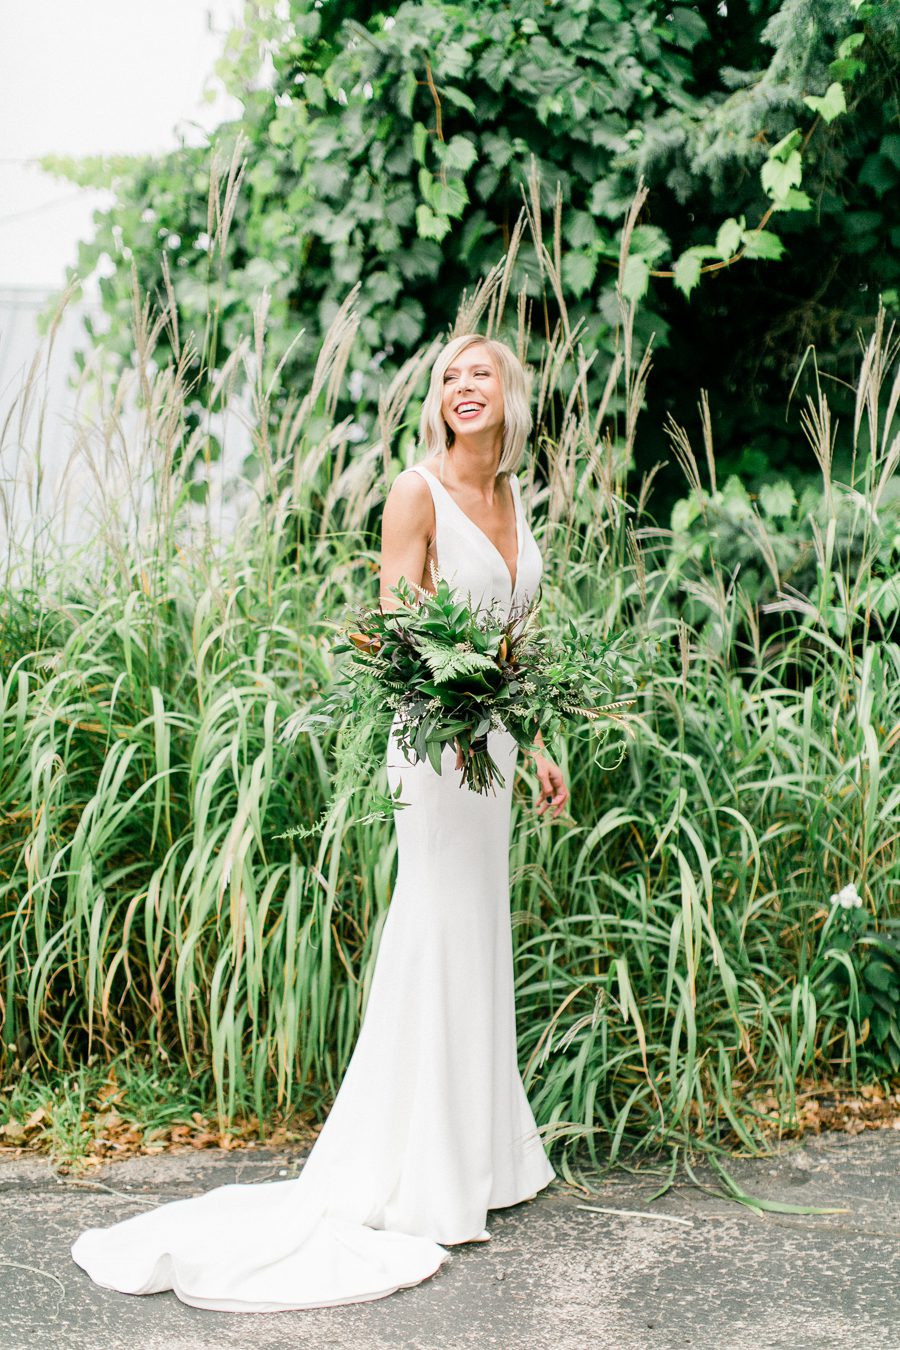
left=71, top=332, right=569, bottom=1311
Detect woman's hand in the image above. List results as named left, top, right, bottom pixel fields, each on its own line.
left=529, top=749, right=569, bottom=818
left=455, top=737, right=569, bottom=818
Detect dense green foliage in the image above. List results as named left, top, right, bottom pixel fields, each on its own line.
left=47, top=0, right=899, bottom=496
left=4, top=190, right=900, bottom=1168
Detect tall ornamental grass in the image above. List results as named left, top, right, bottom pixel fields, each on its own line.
left=2, top=168, right=899, bottom=1176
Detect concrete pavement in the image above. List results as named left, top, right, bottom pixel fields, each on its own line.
left=1, top=1130, right=898, bottom=1350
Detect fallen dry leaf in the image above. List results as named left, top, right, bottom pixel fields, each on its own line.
left=739, top=1076, right=900, bottom=1142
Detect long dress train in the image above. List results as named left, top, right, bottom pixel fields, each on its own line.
left=71, top=461, right=554, bottom=1311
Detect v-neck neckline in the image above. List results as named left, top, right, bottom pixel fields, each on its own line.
left=418, top=464, right=521, bottom=595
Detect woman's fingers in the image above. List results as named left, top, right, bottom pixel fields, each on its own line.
left=536, top=762, right=569, bottom=817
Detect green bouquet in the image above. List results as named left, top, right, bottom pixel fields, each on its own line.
left=287, top=576, right=638, bottom=808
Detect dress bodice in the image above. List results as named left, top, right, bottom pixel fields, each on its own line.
left=403, top=463, right=543, bottom=618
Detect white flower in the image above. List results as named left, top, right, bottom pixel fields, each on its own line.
left=829, top=882, right=862, bottom=910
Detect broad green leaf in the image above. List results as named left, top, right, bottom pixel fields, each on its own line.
left=630, top=224, right=669, bottom=261
left=664, top=6, right=710, bottom=51
left=481, top=132, right=513, bottom=169
left=741, top=229, right=786, bottom=261
left=858, top=154, right=898, bottom=198
left=803, top=81, right=847, bottom=124
left=302, top=73, right=326, bottom=109
left=714, top=218, right=743, bottom=260
left=557, top=15, right=588, bottom=44
left=621, top=254, right=650, bottom=301
left=865, top=961, right=897, bottom=994
left=837, top=31, right=866, bottom=58
left=429, top=177, right=468, bottom=218
left=828, top=56, right=866, bottom=82
left=762, top=150, right=802, bottom=202
left=881, top=134, right=900, bottom=170
left=769, top=128, right=802, bottom=161
left=397, top=68, right=417, bottom=118
left=439, top=135, right=478, bottom=173
left=671, top=496, right=701, bottom=533
left=843, top=210, right=882, bottom=237
left=568, top=211, right=599, bottom=249
left=412, top=123, right=429, bottom=166
left=721, top=475, right=754, bottom=520
left=441, top=86, right=477, bottom=114
left=672, top=249, right=703, bottom=297
left=395, top=237, right=442, bottom=280
left=758, top=481, right=797, bottom=519
left=415, top=203, right=451, bottom=241
left=770, top=188, right=813, bottom=213
left=563, top=250, right=598, bottom=297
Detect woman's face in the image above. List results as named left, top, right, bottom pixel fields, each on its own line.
left=440, top=343, right=504, bottom=442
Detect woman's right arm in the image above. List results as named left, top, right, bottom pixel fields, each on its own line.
left=379, top=471, right=435, bottom=614
left=380, top=471, right=465, bottom=769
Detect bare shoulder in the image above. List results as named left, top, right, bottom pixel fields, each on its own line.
left=381, top=467, right=434, bottom=536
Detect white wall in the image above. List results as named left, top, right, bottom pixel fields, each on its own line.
left=0, top=2, right=252, bottom=563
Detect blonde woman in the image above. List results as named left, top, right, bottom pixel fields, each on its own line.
left=72, top=334, right=567, bottom=1312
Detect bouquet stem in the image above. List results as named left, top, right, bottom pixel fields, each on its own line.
left=459, top=733, right=506, bottom=795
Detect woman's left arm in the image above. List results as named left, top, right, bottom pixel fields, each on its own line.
left=526, top=731, right=569, bottom=818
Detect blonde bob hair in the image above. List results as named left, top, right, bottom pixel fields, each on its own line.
left=418, top=333, right=532, bottom=477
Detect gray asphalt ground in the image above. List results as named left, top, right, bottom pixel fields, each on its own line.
left=1, top=1129, right=898, bottom=1350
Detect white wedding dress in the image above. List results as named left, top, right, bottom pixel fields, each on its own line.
left=71, top=461, right=554, bottom=1311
